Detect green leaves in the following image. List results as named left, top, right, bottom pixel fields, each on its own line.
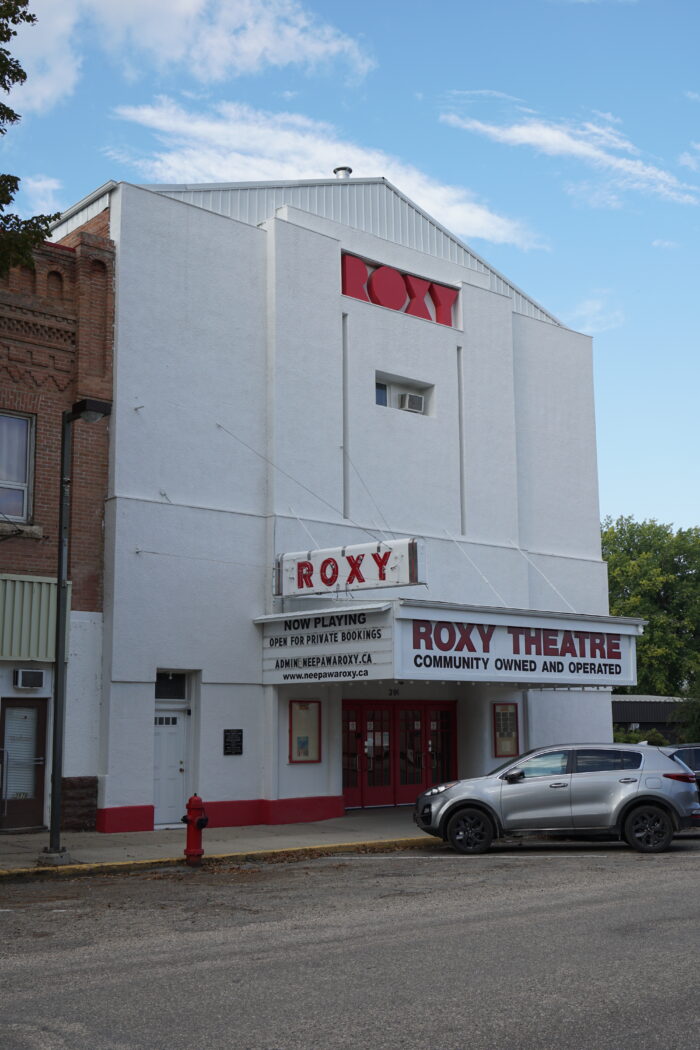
left=602, top=515, right=700, bottom=698
left=0, top=209, right=60, bottom=273
left=0, top=3, right=60, bottom=275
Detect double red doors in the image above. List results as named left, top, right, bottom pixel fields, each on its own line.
left=342, top=701, right=456, bottom=808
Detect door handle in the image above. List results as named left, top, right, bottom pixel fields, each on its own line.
left=618, top=777, right=638, bottom=783
left=549, top=782, right=568, bottom=788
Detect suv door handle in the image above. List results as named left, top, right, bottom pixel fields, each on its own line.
left=618, top=777, right=638, bottom=783
left=549, top=782, right=568, bottom=788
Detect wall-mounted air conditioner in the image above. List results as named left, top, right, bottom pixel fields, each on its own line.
left=398, top=392, right=425, bottom=413
left=13, top=668, right=46, bottom=690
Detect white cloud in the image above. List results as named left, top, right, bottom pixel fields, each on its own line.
left=441, top=112, right=698, bottom=205
left=565, top=295, right=624, bottom=335
left=679, top=144, right=700, bottom=172
left=10, top=2, right=83, bottom=113
left=110, top=97, right=542, bottom=249
left=446, top=89, right=524, bottom=103
left=651, top=239, right=679, bottom=249
left=11, top=0, right=373, bottom=115
left=592, top=110, right=623, bottom=124
left=92, top=0, right=375, bottom=81
left=685, top=91, right=700, bottom=102
left=20, top=175, right=64, bottom=215
left=577, top=120, right=639, bottom=153
left=564, top=181, right=623, bottom=209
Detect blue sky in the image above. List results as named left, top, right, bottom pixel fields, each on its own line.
left=5, top=0, right=699, bottom=530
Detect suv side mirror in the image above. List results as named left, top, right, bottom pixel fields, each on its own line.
left=504, top=768, right=524, bottom=783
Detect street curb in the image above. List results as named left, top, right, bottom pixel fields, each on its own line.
left=0, top=835, right=441, bottom=881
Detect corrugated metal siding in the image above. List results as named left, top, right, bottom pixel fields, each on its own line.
left=150, top=179, right=560, bottom=326
left=0, top=574, right=65, bottom=662
left=612, top=700, right=683, bottom=724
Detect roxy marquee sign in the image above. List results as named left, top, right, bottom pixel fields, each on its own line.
left=397, top=615, right=638, bottom=687
left=255, top=604, right=639, bottom=687
left=274, top=539, right=425, bottom=598
left=341, top=253, right=459, bottom=327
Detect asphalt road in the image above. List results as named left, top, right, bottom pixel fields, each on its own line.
left=2, top=836, right=700, bottom=1050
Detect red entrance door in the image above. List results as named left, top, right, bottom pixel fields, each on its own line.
left=342, top=701, right=456, bottom=808
left=342, top=705, right=393, bottom=807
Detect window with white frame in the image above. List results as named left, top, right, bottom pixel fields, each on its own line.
left=0, top=412, right=34, bottom=522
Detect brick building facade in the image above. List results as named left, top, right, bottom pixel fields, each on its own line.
left=0, top=224, right=114, bottom=830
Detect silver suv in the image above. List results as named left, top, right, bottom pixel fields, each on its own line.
left=414, top=743, right=700, bottom=854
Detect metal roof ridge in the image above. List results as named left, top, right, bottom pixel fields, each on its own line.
left=141, top=177, right=390, bottom=192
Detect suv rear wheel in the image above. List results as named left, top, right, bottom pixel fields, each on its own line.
left=446, top=808, right=494, bottom=854
left=623, top=804, right=674, bottom=853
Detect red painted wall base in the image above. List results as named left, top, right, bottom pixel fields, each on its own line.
left=95, top=805, right=155, bottom=833
left=95, top=795, right=345, bottom=833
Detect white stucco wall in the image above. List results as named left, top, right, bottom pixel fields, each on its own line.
left=98, top=186, right=272, bottom=809
left=64, top=612, right=103, bottom=777
left=195, top=684, right=267, bottom=801
left=513, top=314, right=601, bottom=562
left=526, top=688, right=613, bottom=746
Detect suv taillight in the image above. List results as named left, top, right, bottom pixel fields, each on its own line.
left=663, top=772, right=697, bottom=783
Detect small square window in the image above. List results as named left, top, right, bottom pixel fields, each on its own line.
left=155, top=672, right=188, bottom=700
left=0, top=412, right=34, bottom=522
left=375, top=372, right=432, bottom=414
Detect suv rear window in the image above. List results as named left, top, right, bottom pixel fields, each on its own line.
left=575, top=749, right=642, bottom=773
left=674, top=747, right=700, bottom=771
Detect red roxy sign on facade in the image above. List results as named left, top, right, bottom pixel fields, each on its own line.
left=341, top=253, right=458, bottom=327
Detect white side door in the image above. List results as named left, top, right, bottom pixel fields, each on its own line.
left=153, top=712, right=188, bottom=825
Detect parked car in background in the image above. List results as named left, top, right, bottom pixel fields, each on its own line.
left=667, top=744, right=700, bottom=790
left=414, top=743, right=700, bottom=855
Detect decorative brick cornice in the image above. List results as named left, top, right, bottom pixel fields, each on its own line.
left=0, top=312, right=76, bottom=349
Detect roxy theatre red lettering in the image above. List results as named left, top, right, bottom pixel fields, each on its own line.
left=296, top=550, right=393, bottom=591
left=507, top=627, right=621, bottom=660
left=341, top=253, right=458, bottom=327
left=413, top=620, right=622, bottom=661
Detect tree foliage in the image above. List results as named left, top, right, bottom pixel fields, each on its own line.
left=672, top=697, right=700, bottom=743
left=0, top=0, right=59, bottom=275
left=602, top=515, right=700, bottom=698
left=613, top=727, right=669, bottom=746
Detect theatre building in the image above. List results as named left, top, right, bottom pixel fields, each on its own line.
left=40, top=171, right=642, bottom=832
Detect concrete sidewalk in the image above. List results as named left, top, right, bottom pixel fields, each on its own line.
left=0, top=807, right=436, bottom=878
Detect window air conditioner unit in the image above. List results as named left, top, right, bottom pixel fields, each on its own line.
left=398, top=392, right=424, bottom=413
left=13, top=668, right=45, bottom=690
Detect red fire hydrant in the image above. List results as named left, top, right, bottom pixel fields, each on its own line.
left=181, top=794, right=209, bottom=867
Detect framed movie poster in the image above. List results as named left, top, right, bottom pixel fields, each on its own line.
left=289, top=700, right=321, bottom=763
left=493, top=702, right=519, bottom=758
